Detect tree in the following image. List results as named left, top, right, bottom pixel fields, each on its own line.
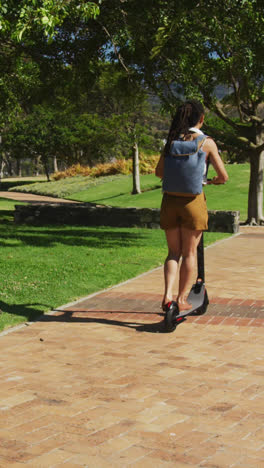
left=2, top=106, right=59, bottom=180
left=0, top=1, right=100, bottom=42
left=0, top=1, right=103, bottom=180
left=0, top=1, right=101, bottom=116
left=88, top=0, right=264, bottom=224
left=1, top=68, right=164, bottom=179
left=103, top=76, right=156, bottom=195
left=134, top=1, right=264, bottom=224
left=153, top=1, right=264, bottom=224
left=1, top=1, right=170, bottom=187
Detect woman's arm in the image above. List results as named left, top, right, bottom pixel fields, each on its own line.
left=203, top=138, right=228, bottom=184
left=155, top=150, right=165, bottom=179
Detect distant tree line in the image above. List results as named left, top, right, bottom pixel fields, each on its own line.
left=0, top=63, right=169, bottom=180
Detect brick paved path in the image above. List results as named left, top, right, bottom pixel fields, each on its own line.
left=0, top=191, right=77, bottom=204
left=0, top=226, right=264, bottom=467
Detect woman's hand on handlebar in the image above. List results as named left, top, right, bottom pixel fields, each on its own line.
left=203, top=138, right=228, bottom=184
left=207, top=176, right=226, bottom=185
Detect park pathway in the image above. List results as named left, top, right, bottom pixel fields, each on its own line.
left=0, top=191, right=77, bottom=204
left=0, top=192, right=263, bottom=467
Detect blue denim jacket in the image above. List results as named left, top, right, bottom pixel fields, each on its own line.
left=162, top=134, right=207, bottom=195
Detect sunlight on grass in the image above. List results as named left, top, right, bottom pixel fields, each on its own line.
left=0, top=201, right=229, bottom=332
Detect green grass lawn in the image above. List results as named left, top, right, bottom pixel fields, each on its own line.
left=0, top=198, right=229, bottom=332
left=8, top=173, right=160, bottom=200
left=71, top=165, right=251, bottom=221
left=9, top=164, right=252, bottom=221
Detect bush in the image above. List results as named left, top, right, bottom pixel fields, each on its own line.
left=90, top=159, right=132, bottom=177
left=52, top=154, right=160, bottom=181
left=52, top=163, right=91, bottom=180
left=140, top=154, right=160, bottom=174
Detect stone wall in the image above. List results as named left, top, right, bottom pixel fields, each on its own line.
left=14, top=203, right=240, bottom=233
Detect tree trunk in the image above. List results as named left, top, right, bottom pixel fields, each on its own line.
left=34, top=156, right=41, bottom=176
left=42, top=155, right=50, bottom=182
left=6, top=155, right=13, bottom=177
left=132, top=141, right=141, bottom=194
left=0, top=156, right=5, bottom=181
left=247, top=150, right=264, bottom=225
left=16, top=159, right=22, bottom=177
left=53, top=155, right=58, bottom=173
left=0, top=136, right=2, bottom=183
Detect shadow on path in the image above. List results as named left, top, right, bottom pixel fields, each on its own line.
left=40, top=309, right=168, bottom=334
left=0, top=300, right=50, bottom=322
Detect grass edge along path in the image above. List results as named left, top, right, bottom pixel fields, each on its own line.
left=0, top=200, right=230, bottom=333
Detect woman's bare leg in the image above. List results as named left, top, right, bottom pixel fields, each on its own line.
left=163, top=228, right=181, bottom=308
left=177, top=228, right=202, bottom=311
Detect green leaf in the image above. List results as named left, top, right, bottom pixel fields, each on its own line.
left=41, top=16, right=49, bottom=25
left=17, top=27, right=26, bottom=41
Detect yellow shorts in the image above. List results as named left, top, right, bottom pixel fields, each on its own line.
left=160, top=192, right=208, bottom=231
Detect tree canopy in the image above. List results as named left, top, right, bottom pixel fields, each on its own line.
left=151, top=0, right=264, bottom=224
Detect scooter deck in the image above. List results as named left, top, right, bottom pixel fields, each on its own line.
left=176, top=281, right=208, bottom=319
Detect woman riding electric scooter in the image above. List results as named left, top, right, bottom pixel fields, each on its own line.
left=155, top=99, right=228, bottom=314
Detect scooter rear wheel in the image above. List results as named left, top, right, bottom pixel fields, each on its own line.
left=164, top=303, right=180, bottom=332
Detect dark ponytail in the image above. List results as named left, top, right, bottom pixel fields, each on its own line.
left=165, top=100, right=204, bottom=156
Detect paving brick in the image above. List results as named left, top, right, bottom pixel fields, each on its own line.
left=26, top=448, right=75, bottom=466
left=55, top=464, right=84, bottom=468
left=0, top=226, right=264, bottom=466
left=1, top=463, right=37, bottom=468
left=64, top=453, right=115, bottom=467
left=129, top=456, right=177, bottom=467
left=232, top=460, right=264, bottom=468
